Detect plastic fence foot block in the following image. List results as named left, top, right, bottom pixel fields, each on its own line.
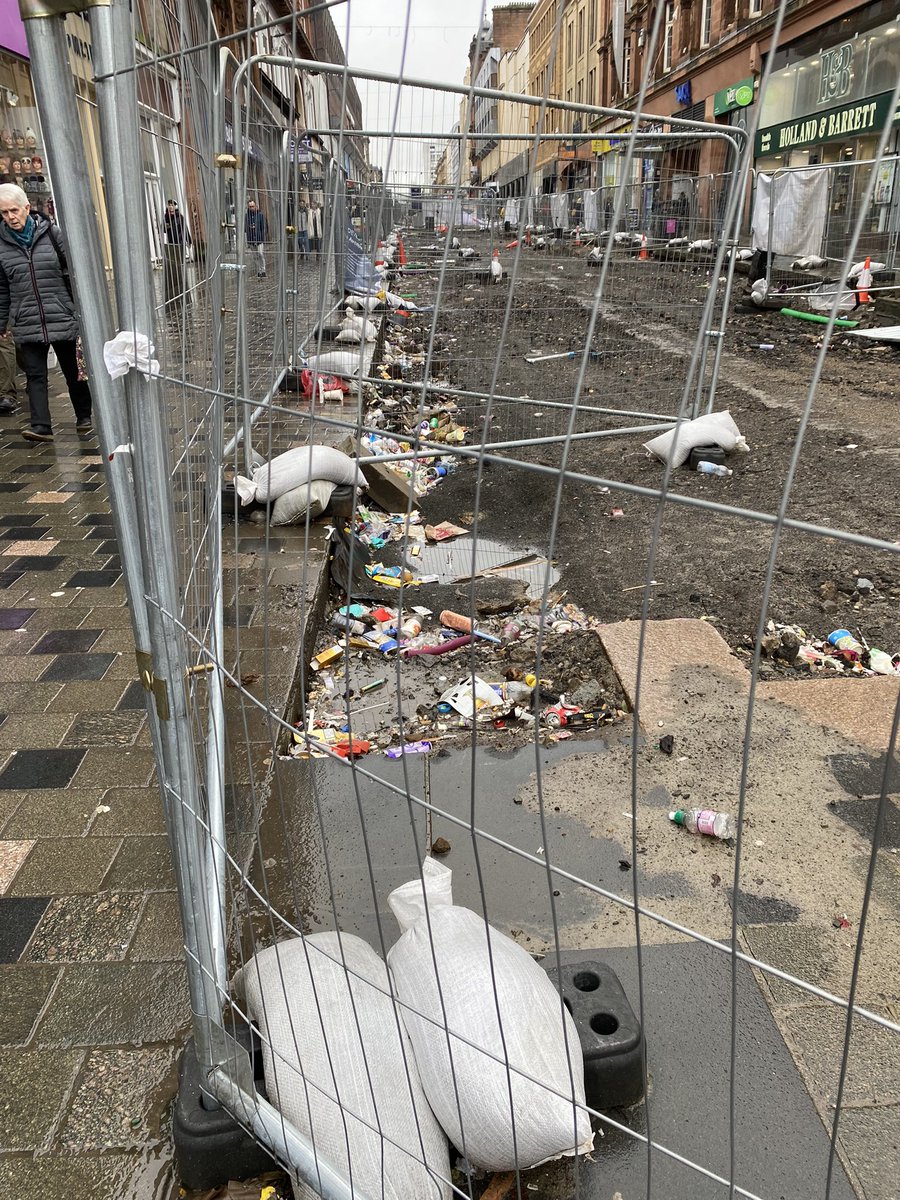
left=173, top=1028, right=277, bottom=1191
left=543, top=957, right=645, bottom=1110
left=688, top=444, right=726, bottom=470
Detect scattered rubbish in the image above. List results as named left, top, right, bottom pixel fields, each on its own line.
left=425, top=520, right=468, bottom=542
left=360, top=678, right=387, bottom=694
left=610, top=507, right=625, bottom=519
left=645, top=409, right=748, bottom=468
left=440, top=609, right=472, bottom=634
left=402, top=633, right=475, bottom=656
left=94, top=804, right=111, bottom=814
left=659, top=733, right=675, bottom=756
left=669, top=808, right=736, bottom=841
left=431, top=836, right=451, bottom=855
left=779, top=307, right=858, bottom=329
left=832, top=912, right=851, bottom=931
left=385, top=740, right=433, bottom=758
left=749, top=343, right=775, bottom=351
left=440, top=676, right=505, bottom=719
left=310, top=645, right=343, bottom=671
left=827, top=628, right=865, bottom=663
left=618, top=859, right=631, bottom=872
left=696, top=461, right=733, bottom=477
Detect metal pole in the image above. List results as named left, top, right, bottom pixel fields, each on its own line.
left=80, top=0, right=225, bottom=1053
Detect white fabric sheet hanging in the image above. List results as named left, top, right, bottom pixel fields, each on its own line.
left=505, top=197, right=519, bottom=226
left=751, top=170, right=828, bottom=258
left=582, top=189, right=599, bottom=232
left=550, top=192, right=570, bottom=231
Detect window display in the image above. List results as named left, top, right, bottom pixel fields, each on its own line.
left=0, top=51, right=53, bottom=219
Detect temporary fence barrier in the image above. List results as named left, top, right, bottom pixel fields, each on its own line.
left=18, top=1, right=900, bottom=1198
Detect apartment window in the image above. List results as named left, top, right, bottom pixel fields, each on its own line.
left=700, top=0, right=713, bottom=47
left=623, top=37, right=632, bottom=93
left=576, top=79, right=583, bottom=104
left=663, top=2, right=675, bottom=71
left=589, top=0, right=597, bottom=44
left=567, top=22, right=574, bottom=66
left=577, top=9, right=584, bottom=57
left=749, top=0, right=763, bottom=14
left=588, top=67, right=596, bottom=106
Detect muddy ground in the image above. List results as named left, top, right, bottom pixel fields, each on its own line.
left=396, top=231, right=900, bottom=665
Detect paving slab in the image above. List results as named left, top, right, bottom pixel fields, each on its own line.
left=8, top=837, right=121, bottom=896
left=2, top=789, right=106, bottom=838
left=128, top=893, right=185, bottom=962
left=0, top=963, right=60, bottom=1043
left=56, top=1047, right=178, bottom=1152
left=36, top=962, right=191, bottom=1047
left=25, top=892, right=145, bottom=963
left=0, top=1048, right=83, bottom=1150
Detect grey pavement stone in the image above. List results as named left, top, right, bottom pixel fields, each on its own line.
left=0, top=656, right=47, bottom=682
left=782, top=1004, right=900, bottom=1107
left=837, top=1103, right=900, bottom=1200
left=128, top=894, right=184, bottom=962
left=102, top=837, right=176, bottom=892
left=0, top=713, right=75, bottom=750
left=9, top=838, right=122, bottom=896
left=2, top=790, right=106, bottom=838
left=0, top=1146, right=177, bottom=1199
left=743, top=923, right=843, bottom=1006
left=26, top=893, right=144, bottom=963
left=72, top=748, right=156, bottom=788
left=36, top=962, right=190, bottom=1046
left=0, top=682, right=62, bottom=712
left=0, top=964, right=60, bottom=1044
left=0, top=1048, right=83, bottom=1150
left=79, top=606, right=135, bottom=628
left=89, top=789, right=167, bottom=837
left=56, top=1047, right=178, bottom=1152
left=45, top=680, right=135, bottom=713
left=61, top=711, right=145, bottom=748
left=0, top=792, right=24, bottom=834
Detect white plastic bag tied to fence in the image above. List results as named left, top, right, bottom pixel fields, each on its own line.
left=644, top=410, right=749, bottom=469
left=751, top=170, right=828, bottom=258
left=235, top=932, right=451, bottom=1200
left=387, top=858, right=593, bottom=1171
left=235, top=446, right=366, bottom=506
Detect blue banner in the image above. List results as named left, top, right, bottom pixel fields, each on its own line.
left=344, top=223, right=382, bottom=296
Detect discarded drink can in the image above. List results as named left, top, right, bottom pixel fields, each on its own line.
left=827, top=629, right=864, bottom=662
left=400, top=616, right=423, bottom=639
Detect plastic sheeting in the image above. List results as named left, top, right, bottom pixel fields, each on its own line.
left=751, top=170, right=828, bottom=258
left=550, top=192, right=570, bottom=231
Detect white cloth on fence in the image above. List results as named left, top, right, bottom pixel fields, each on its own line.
left=582, top=189, right=599, bottom=232
left=751, top=170, right=828, bottom=258
left=103, top=331, right=160, bottom=380
left=550, top=192, right=570, bottom=231
left=505, top=197, right=519, bottom=226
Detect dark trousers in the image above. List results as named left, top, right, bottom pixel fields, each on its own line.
left=18, top=339, right=92, bottom=434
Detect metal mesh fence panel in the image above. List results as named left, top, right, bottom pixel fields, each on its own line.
left=19, top=0, right=900, bottom=1197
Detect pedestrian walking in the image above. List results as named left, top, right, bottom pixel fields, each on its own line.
left=0, top=320, right=17, bottom=413
left=0, top=183, right=92, bottom=442
left=162, top=198, right=191, bottom=311
left=307, top=202, right=323, bottom=258
left=296, top=200, right=311, bottom=258
left=245, top=198, right=268, bottom=277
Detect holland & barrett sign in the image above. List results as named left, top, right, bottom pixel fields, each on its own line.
left=755, top=89, right=900, bottom=157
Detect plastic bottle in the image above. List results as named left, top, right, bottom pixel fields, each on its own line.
left=827, top=629, right=864, bottom=662
left=696, top=461, right=733, bottom=477
left=399, top=615, right=422, bottom=639
left=501, top=678, right=536, bottom=704
left=669, top=808, right=736, bottom=841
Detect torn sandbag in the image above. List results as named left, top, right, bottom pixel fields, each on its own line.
left=387, top=858, right=593, bottom=1171
left=234, top=932, right=451, bottom=1200
left=269, top=479, right=336, bottom=526
left=644, top=410, right=749, bottom=469
left=234, top=446, right=366, bottom=506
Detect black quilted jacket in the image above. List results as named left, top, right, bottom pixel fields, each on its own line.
left=0, top=213, right=80, bottom=344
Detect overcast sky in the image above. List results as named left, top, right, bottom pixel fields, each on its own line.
left=334, top=0, right=494, bottom=185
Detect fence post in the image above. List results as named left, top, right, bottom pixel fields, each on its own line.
left=21, top=0, right=228, bottom=1072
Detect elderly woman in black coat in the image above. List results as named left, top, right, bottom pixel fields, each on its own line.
left=0, top=183, right=92, bottom=442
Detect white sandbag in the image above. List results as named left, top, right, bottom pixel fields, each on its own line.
left=304, top=349, right=368, bottom=379
left=270, top=479, right=336, bottom=526
left=335, top=328, right=365, bottom=343
left=235, top=932, right=451, bottom=1200
left=234, top=446, right=366, bottom=506
left=387, top=859, right=593, bottom=1171
left=346, top=293, right=382, bottom=312
left=644, top=409, right=748, bottom=468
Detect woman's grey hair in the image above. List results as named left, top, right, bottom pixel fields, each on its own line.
left=0, top=183, right=30, bottom=208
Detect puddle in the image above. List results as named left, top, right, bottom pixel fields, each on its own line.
left=257, top=736, right=685, bottom=954
left=411, top=535, right=560, bottom=599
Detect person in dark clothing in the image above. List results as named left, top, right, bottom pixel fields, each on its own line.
left=162, top=198, right=191, bottom=311
left=244, top=198, right=268, bottom=277
left=0, top=183, right=92, bottom=442
left=0, top=325, right=17, bottom=413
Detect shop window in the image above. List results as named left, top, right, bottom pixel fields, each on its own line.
left=0, top=53, right=53, bottom=218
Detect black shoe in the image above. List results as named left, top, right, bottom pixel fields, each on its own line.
left=23, top=427, right=53, bottom=443
left=76, top=419, right=93, bottom=437
left=0, top=396, right=15, bottom=414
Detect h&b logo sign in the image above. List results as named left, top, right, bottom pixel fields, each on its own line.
left=819, top=43, right=853, bottom=106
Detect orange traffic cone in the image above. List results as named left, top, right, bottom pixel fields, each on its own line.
left=857, top=255, right=871, bottom=304
left=525, top=229, right=532, bottom=247
left=374, top=240, right=385, bottom=267
left=574, top=225, right=582, bottom=247
left=398, top=236, right=407, bottom=266
left=639, top=232, right=649, bottom=261
left=506, top=239, right=519, bottom=249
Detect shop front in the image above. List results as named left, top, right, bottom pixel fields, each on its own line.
left=0, top=3, right=54, bottom=222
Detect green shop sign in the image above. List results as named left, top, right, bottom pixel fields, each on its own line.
left=755, top=89, right=900, bottom=157
left=713, top=78, right=755, bottom=117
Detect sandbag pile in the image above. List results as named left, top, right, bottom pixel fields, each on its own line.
left=234, top=446, right=366, bottom=520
